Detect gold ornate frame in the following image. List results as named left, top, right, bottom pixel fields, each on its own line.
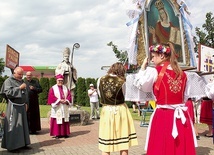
left=136, top=0, right=191, bottom=67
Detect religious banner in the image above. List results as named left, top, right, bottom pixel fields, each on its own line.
left=5, top=44, right=20, bottom=69
left=125, top=0, right=196, bottom=68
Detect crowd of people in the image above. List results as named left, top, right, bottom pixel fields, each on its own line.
left=0, top=47, right=76, bottom=152
left=0, top=44, right=213, bottom=155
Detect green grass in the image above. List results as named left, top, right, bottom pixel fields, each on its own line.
left=39, top=105, right=51, bottom=118
left=39, top=105, right=92, bottom=118
left=39, top=105, right=150, bottom=121
left=1, top=104, right=150, bottom=121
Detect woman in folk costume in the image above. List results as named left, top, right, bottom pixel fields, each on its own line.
left=134, top=43, right=206, bottom=155
left=47, top=74, right=72, bottom=139
left=203, top=81, right=214, bottom=138
left=199, top=97, right=213, bottom=137
left=97, top=62, right=138, bottom=155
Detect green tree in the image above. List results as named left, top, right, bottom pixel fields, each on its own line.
left=107, top=41, right=128, bottom=63
left=0, top=76, right=8, bottom=102
left=39, top=77, right=49, bottom=105
left=107, top=41, right=138, bottom=73
left=49, top=77, right=56, bottom=88
left=0, top=58, right=5, bottom=76
left=76, top=77, right=87, bottom=106
left=195, top=12, right=214, bottom=48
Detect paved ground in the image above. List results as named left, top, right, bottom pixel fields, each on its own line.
left=0, top=118, right=213, bottom=155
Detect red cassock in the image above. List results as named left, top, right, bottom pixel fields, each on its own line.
left=47, top=85, right=72, bottom=137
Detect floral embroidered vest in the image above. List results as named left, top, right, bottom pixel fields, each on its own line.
left=153, top=66, right=187, bottom=105
left=99, top=75, right=125, bottom=105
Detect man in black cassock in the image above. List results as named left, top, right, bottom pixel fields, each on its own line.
left=24, top=71, right=42, bottom=134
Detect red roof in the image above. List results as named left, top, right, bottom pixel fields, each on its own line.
left=20, top=66, right=35, bottom=71
left=19, top=65, right=56, bottom=78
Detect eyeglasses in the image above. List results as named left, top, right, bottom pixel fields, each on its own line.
left=57, top=80, right=63, bottom=82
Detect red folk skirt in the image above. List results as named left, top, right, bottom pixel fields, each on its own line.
left=146, top=107, right=196, bottom=155
left=200, top=98, right=213, bottom=125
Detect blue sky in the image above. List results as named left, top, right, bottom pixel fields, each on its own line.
left=0, top=0, right=213, bottom=78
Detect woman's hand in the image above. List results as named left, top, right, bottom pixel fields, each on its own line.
left=141, top=57, right=149, bottom=70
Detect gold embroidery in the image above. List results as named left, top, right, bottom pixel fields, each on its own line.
left=165, top=72, right=182, bottom=93
left=101, top=76, right=123, bottom=98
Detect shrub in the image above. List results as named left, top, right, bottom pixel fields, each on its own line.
left=39, top=77, right=49, bottom=105
left=49, top=77, right=56, bottom=88
left=0, top=76, right=9, bottom=102
left=76, top=77, right=87, bottom=106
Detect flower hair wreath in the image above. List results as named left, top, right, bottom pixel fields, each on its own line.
left=149, top=44, right=171, bottom=54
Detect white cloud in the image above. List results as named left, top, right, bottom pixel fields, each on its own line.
left=0, top=0, right=213, bottom=78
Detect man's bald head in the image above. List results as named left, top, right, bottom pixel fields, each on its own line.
left=26, top=71, right=32, bottom=76
left=26, top=71, right=33, bottom=81
left=13, top=67, right=24, bottom=80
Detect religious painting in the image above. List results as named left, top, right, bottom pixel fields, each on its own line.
left=146, top=0, right=184, bottom=64
left=199, top=44, right=214, bottom=83
left=199, top=44, right=214, bottom=72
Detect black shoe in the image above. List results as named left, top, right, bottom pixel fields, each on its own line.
left=97, top=117, right=100, bottom=119
left=196, top=135, right=200, bottom=140
left=22, top=146, right=32, bottom=150
left=64, top=135, right=69, bottom=138
left=30, top=131, right=37, bottom=135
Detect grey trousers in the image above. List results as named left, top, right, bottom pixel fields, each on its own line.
left=90, top=102, right=100, bottom=119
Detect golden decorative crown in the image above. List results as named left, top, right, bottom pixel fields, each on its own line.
left=155, top=0, right=164, bottom=10
left=63, top=47, right=71, bottom=56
